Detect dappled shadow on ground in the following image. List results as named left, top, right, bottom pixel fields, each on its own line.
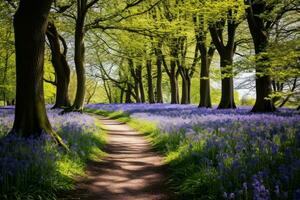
left=59, top=118, right=171, bottom=200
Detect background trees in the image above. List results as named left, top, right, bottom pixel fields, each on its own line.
left=2, top=0, right=300, bottom=140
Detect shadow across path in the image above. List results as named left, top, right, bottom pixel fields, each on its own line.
left=59, top=117, right=170, bottom=200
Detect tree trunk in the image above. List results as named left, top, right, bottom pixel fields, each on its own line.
left=199, top=50, right=212, bottom=108
left=209, top=17, right=237, bottom=109
left=133, top=80, right=140, bottom=103
left=180, top=72, right=189, bottom=104
left=146, top=59, right=155, bottom=103
left=170, top=60, right=179, bottom=104
left=119, top=87, right=124, bottom=103
left=46, top=22, right=71, bottom=109
left=155, top=48, right=163, bottom=103
left=218, top=54, right=236, bottom=109
left=246, top=1, right=275, bottom=112
left=125, top=83, right=132, bottom=103
left=187, top=76, right=191, bottom=104
left=136, top=65, right=145, bottom=103
left=198, top=38, right=215, bottom=108
left=71, top=3, right=87, bottom=111
left=103, top=79, right=112, bottom=103
left=11, top=0, right=65, bottom=146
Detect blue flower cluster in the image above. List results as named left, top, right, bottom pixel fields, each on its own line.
left=0, top=108, right=103, bottom=199
left=88, top=103, right=300, bottom=199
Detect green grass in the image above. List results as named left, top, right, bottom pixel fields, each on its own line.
left=84, top=108, right=198, bottom=199
left=0, top=118, right=107, bottom=200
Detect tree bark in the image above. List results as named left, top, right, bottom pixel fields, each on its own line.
left=209, top=16, right=237, bottom=109
left=46, top=22, right=71, bottom=109
left=194, top=15, right=215, bottom=108
left=129, top=59, right=141, bottom=103
left=187, top=76, right=191, bottom=104
left=119, top=87, right=124, bottom=103
left=146, top=59, right=155, bottom=103
left=11, top=0, right=65, bottom=146
left=125, top=82, right=132, bottom=103
left=169, top=60, right=179, bottom=104
left=166, top=39, right=179, bottom=104
left=103, top=79, right=112, bottom=103
left=218, top=54, right=236, bottom=109
left=245, top=0, right=275, bottom=112
left=136, top=65, right=145, bottom=103
left=155, top=42, right=163, bottom=103
left=71, top=1, right=87, bottom=112
left=198, top=46, right=214, bottom=108
left=180, top=70, right=189, bottom=104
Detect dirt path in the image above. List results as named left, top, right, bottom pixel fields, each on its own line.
left=60, top=117, right=170, bottom=200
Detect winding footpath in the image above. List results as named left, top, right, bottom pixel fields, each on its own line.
left=60, top=116, right=170, bottom=200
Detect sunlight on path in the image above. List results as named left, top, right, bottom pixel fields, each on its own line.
left=60, top=116, right=170, bottom=200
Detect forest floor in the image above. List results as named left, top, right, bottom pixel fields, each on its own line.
left=59, top=116, right=170, bottom=200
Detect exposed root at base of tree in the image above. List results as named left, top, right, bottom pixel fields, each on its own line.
left=48, top=129, right=70, bottom=151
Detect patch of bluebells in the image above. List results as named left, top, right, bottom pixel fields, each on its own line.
left=87, top=103, right=300, bottom=199
left=0, top=107, right=103, bottom=199
left=0, top=133, right=57, bottom=196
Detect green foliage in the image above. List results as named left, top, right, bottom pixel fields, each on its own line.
left=0, top=3, right=15, bottom=106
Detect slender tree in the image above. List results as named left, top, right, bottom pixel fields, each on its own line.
left=136, top=64, right=145, bottom=102
left=46, top=22, right=71, bottom=108
left=68, top=0, right=99, bottom=112
left=154, top=40, right=164, bottom=103
left=146, top=59, right=155, bottom=103
left=193, top=15, right=215, bottom=108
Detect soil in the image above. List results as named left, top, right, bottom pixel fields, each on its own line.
left=59, top=116, right=171, bottom=200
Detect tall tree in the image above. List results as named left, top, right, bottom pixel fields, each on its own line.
left=146, top=58, right=155, bottom=103
left=193, top=12, right=216, bottom=108
left=154, top=40, right=164, bottom=103
left=68, top=0, right=99, bottom=112
left=46, top=22, right=71, bottom=109
left=245, top=0, right=275, bottom=112
left=11, top=0, right=64, bottom=146
left=164, top=39, right=180, bottom=104
left=196, top=27, right=215, bottom=107
left=209, top=11, right=238, bottom=109
left=136, top=63, right=145, bottom=102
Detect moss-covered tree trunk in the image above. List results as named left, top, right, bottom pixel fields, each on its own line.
left=125, top=83, right=132, bottom=103
left=246, top=0, right=275, bottom=112
left=180, top=71, right=189, bottom=104
left=146, top=59, right=155, bottom=103
left=46, top=22, right=71, bottom=109
left=218, top=54, right=236, bottom=109
left=198, top=47, right=213, bottom=108
left=155, top=45, right=163, bottom=103
left=71, top=4, right=86, bottom=111
left=11, top=0, right=64, bottom=146
left=187, top=76, right=191, bottom=104
left=169, top=60, right=179, bottom=104
left=195, top=15, right=215, bottom=108
left=136, top=65, right=145, bottom=103
left=209, top=17, right=237, bottom=109
left=129, top=59, right=141, bottom=103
